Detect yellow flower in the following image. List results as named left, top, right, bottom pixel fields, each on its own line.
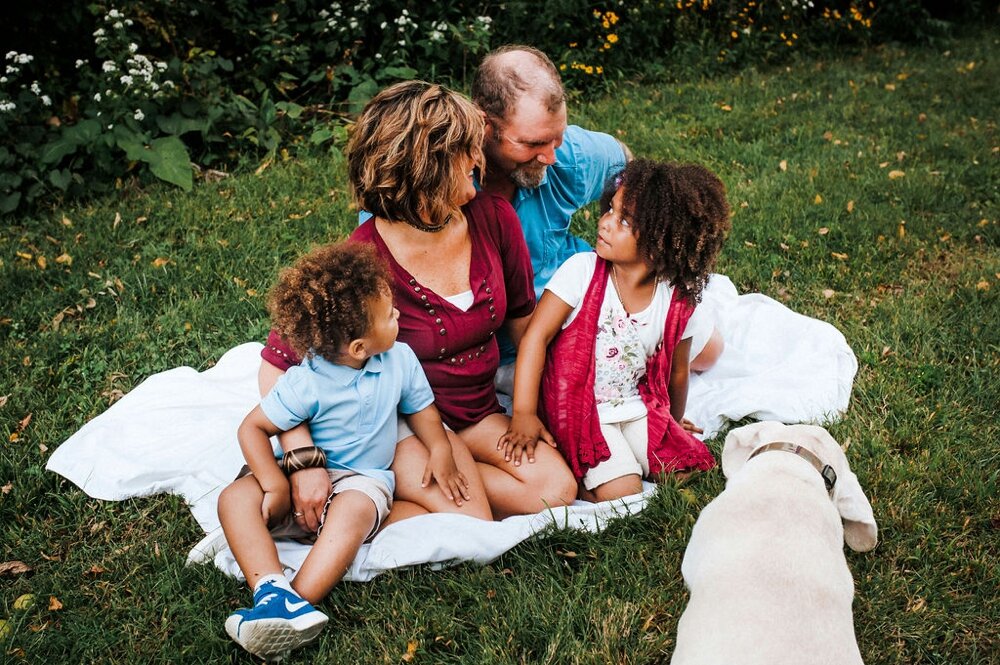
left=559, top=63, right=567, bottom=71
left=602, top=20, right=610, bottom=28
left=596, top=66, right=604, bottom=74
left=607, top=33, right=618, bottom=43
left=731, top=30, right=738, bottom=39
left=585, top=66, right=594, bottom=75
left=606, top=11, right=619, bottom=24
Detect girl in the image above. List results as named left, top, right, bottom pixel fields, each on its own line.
left=499, top=160, right=730, bottom=502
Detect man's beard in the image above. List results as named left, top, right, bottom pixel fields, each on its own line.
left=510, top=163, right=548, bottom=189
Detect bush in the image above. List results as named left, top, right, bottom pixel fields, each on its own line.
left=0, top=0, right=992, bottom=215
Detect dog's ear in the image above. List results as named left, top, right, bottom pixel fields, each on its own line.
left=833, top=467, right=878, bottom=552
left=722, top=421, right=782, bottom=479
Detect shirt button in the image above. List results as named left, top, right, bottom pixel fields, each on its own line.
left=414, top=286, right=421, bottom=293
left=408, top=278, right=416, bottom=286
left=489, top=306, right=495, bottom=313
left=485, top=287, right=492, bottom=294
left=475, top=351, right=481, bottom=358
left=490, top=314, right=496, bottom=321
left=439, top=347, right=446, bottom=354
left=439, top=328, right=447, bottom=335
left=479, top=346, right=486, bottom=352
left=435, top=318, right=442, bottom=324
left=421, top=295, right=428, bottom=302
left=488, top=297, right=494, bottom=304
left=459, top=358, right=466, bottom=365
left=428, top=308, right=435, bottom=315
left=450, top=357, right=457, bottom=363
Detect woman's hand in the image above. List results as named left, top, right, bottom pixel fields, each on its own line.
left=289, top=467, right=331, bottom=533
left=497, top=413, right=556, bottom=466
left=260, top=483, right=292, bottom=526
left=421, top=448, right=471, bottom=506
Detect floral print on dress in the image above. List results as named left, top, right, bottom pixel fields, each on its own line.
left=593, top=292, right=649, bottom=408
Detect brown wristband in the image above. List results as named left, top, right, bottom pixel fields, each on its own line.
left=280, top=446, right=327, bottom=475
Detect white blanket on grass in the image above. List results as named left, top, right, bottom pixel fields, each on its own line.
left=46, top=275, right=857, bottom=581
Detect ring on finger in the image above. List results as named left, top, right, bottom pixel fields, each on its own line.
left=293, top=511, right=304, bottom=517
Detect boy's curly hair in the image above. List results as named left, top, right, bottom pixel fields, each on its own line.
left=268, top=242, right=392, bottom=362
left=600, top=159, right=730, bottom=304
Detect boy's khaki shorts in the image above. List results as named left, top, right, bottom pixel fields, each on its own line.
left=238, top=466, right=392, bottom=542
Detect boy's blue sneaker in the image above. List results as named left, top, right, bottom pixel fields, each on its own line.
left=224, top=581, right=328, bottom=659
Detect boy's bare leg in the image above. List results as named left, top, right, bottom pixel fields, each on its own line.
left=217, top=475, right=284, bottom=588
left=290, top=490, right=377, bottom=604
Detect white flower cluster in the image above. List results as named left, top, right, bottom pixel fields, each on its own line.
left=781, top=0, right=815, bottom=9
left=427, top=21, right=448, bottom=43
left=0, top=51, right=51, bottom=113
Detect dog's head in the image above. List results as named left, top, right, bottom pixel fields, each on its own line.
left=722, top=421, right=878, bottom=552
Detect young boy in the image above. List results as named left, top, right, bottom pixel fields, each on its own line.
left=218, top=242, right=470, bottom=659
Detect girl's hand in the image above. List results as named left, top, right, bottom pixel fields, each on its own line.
left=289, top=467, right=331, bottom=533
left=497, top=413, right=556, bottom=466
left=421, top=448, right=471, bottom=506
left=260, top=484, right=292, bottom=526
left=680, top=418, right=704, bottom=434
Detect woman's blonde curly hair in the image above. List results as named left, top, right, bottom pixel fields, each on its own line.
left=347, top=80, right=485, bottom=229
left=268, top=242, right=391, bottom=362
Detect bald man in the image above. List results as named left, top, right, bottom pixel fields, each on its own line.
left=471, top=45, right=632, bottom=298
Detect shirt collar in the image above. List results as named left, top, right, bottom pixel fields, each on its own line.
left=306, top=351, right=384, bottom=385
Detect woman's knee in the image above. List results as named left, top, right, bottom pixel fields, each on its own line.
left=524, top=449, right=577, bottom=505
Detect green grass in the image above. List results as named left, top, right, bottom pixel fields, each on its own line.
left=2, top=30, right=998, bottom=664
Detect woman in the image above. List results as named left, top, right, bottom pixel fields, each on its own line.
left=260, top=81, right=577, bottom=528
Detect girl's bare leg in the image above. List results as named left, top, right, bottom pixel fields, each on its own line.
left=459, top=413, right=577, bottom=519
left=217, top=475, right=284, bottom=589
left=290, top=490, right=376, bottom=604
left=585, top=474, right=643, bottom=503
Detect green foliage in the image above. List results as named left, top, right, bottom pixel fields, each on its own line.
left=0, top=0, right=992, bottom=215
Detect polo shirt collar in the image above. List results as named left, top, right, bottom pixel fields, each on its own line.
left=306, top=352, right=384, bottom=386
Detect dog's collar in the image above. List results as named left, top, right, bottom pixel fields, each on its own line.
left=747, top=441, right=837, bottom=495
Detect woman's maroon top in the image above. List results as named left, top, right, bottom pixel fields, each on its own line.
left=262, top=193, right=536, bottom=430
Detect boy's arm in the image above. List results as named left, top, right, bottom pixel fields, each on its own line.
left=668, top=338, right=702, bottom=434
left=499, top=290, right=574, bottom=464
left=404, top=404, right=470, bottom=505
left=259, top=360, right=329, bottom=533
left=238, top=404, right=291, bottom=522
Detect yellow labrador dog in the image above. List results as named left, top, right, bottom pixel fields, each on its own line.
left=671, top=421, right=878, bottom=665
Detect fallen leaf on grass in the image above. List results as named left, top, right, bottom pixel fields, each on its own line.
left=61, top=216, right=73, bottom=227
left=831, top=252, right=848, bottom=260
left=18, top=413, right=32, bottom=432
left=889, top=170, right=906, bottom=179
left=814, top=194, right=823, bottom=204
left=847, top=200, right=855, bottom=213
left=1, top=483, right=12, bottom=495
left=823, top=130, right=834, bottom=141
left=401, top=640, right=418, bottom=662
left=906, top=597, right=926, bottom=612
left=0, top=619, right=11, bottom=640
left=84, top=565, right=106, bottom=577
left=13, top=594, right=35, bottom=610
left=0, top=394, right=7, bottom=408
left=151, top=257, right=171, bottom=268
left=719, top=103, right=732, bottom=112
left=557, top=550, right=578, bottom=558
left=779, top=159, right=788, bottom=171
left=36, top=256, right=47, bottom=270
left=822, top=289, right=836, bottom=299
left=55, top=253, right=72, bottom=266
left=113, top=212, right=121, bottom=229
left=976, top=280, right=990, bottom=291
left=48, top=596, right=63, bottom=611
left=818, top=227, right=830, bottom=235
left=0, top=561, right=33, bottom=577
left=884, top=83, right=896, bottom=91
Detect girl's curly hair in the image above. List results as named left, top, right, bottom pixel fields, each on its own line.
left=268, top=242, right=392, bottom=362
left=600, top=159, right=731, bottom=304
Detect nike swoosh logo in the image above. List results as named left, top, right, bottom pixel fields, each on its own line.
left=285, top=598, right=310, bottom=613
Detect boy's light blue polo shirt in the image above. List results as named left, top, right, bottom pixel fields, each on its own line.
left=260, top=341, right=433, bottom=493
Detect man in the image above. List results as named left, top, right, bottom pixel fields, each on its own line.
left=471, top=45, right=631, bottom=298
left=471, top=45, right=722, bottom=389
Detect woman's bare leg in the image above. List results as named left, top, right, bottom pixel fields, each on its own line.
left=459, top=413, right=577, bottom=519
left=388, top=433, right=493, bottom=522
